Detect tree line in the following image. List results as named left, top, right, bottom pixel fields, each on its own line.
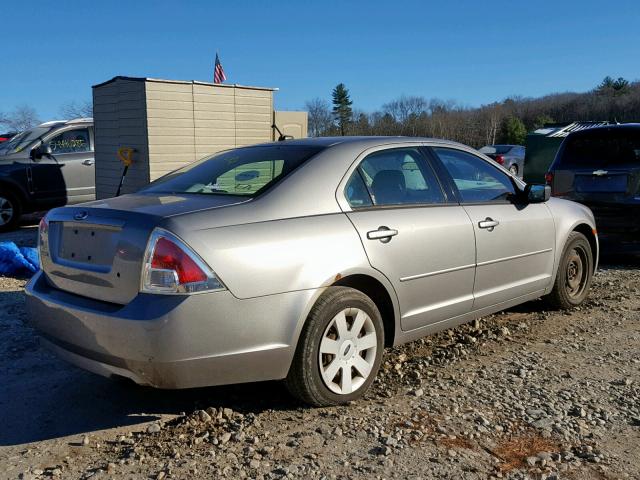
left=307, top=76, right=640, bottom=147
left=0, top=100, right=92, bottom=133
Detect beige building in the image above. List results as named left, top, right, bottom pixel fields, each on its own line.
left=92, top=76, right=307, bottom=199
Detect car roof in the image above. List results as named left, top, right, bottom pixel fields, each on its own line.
left=248, top=136, right=468, bottom=150
left=567, top=123, right=640, bottom=136
left=36, top=117, right=93, bottom=128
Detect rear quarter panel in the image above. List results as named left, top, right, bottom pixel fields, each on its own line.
left=166, top=213, right=383, bottom=300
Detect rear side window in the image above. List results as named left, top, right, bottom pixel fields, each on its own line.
left=145, top=145, right=324, bottom=197
left=47, top=128, right=91, bottom=154
left=347, top=147, right=445, bottom=207
left=559, top=129, right=640, bottom=168
left=433, top=147, right=516, bottom=203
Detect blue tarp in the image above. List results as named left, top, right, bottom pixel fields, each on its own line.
left=0, top=242, right=39, bottom=276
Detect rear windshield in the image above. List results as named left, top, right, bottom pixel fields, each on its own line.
left=559, top=129, right=640, bottom=168
left=491, top=145, right=513, bottom=154
left=143, top=145, right=324, bottom=197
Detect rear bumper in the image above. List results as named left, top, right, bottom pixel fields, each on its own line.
left=25, top=271, right=316, bottom=388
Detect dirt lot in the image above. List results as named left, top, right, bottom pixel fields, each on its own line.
left=1, top=223, right=639, bottom=480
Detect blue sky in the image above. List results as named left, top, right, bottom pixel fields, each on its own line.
left=2, top=0, right=639, bottom=121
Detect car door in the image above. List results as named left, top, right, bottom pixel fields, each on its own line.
left=341, top=146, right=476, bottom=332
left=32, top=126, right=94, bottom=203
left=431, top=146, right=555, bottom=310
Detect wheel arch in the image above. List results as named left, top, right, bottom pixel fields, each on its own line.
left=572, top=223, right=598, bottom=273
left=0, top=178, right=28, bottom=204
left=332, top=273, right=397, bottom=348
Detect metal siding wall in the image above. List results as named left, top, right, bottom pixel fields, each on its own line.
left=146, top=82, right=196, bottom=180
left=235, top=88, right=273, bottom=147
left=193, top=84, right=236, bottom=161
left=93, top=79, right=150, bottom=199
left=95, top=77, right=279, bottom=193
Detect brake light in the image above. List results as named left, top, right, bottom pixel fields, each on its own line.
left=142, top=228, right=224, bottom=294
left=544, top=172, right=554, bottom=185
left=495, top=155, right=505, bottom=165
left=37, top=215, right=49, bottom=261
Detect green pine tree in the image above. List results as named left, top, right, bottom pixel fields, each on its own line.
left=332, top=83, right=353, bottom=136
left=500, top=116, right=527, bottom=145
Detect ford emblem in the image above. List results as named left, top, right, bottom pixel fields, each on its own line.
left=74, top=210, right=89, bottom=221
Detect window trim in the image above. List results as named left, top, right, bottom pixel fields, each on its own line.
left=427, top=146, right=523, bottom=206
left=341, top=145, right=451, bottom=211
left=42, top=126, right=93, bottom=156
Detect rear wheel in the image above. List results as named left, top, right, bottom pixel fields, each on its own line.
left=544, top=232, right=593, bottom=309
left=285, top=287, right=384, bottom=406
left=0, top=191, right=21, bottom=232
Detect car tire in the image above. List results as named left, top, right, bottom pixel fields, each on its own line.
left=544, top=232, right=594, bottom=309
left=285, top=286, right=385, bottom=407
left=0, top=190, right=22, bottom=233
left=509, top=164, right=519, bottom=176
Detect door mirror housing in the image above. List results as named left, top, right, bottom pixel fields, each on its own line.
left=524, top=184, right=551, bottom=203
left=29, top=144, right=52, bottom=161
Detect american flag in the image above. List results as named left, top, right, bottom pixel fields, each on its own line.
left=214, top=53, right=227, bottom=84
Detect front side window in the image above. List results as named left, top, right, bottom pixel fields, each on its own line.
left=433, top=147, right=516, bottom=203
left=47, top=128, right=91, bottom=154
left=144, top=145, right=324, bottom=197
left=347, top=148, right=445, bottom=207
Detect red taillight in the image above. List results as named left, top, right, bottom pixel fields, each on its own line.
left=494, top=155, right=505, bottom=165
left=38, top=215, right=49, bottom=233
left=544, top=172, right=554, bottom=185
left=142, top=228, right=224, bottom=294
left=151, top=237, right=207, bottom=284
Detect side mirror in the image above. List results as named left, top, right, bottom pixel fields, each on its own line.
left=525, top=184, right=551, bottom=203
left=29, top=144, right=52, bottom=161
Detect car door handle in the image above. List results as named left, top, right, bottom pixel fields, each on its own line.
left=367, top=226, right=398, bottom=243
left=478, top=217, right=499, bottom=231
left=82, top=159, right=94, bottom=166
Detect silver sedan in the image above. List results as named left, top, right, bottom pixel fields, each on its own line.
left=25, top=137, right=598, bottom=406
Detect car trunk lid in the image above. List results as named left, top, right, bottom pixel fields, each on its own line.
left=40, top=193, right=249, bottom=304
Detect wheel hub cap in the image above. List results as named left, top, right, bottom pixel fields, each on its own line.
left=319, top=307, right=377, bottom=395
left=0, top=197, right=14, bottom=226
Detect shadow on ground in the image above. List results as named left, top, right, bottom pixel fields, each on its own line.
left=0, top=286, right=297, bottom=447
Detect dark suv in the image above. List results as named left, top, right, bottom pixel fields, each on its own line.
left=546, top=124, right=640, bottom=254
left=0, top=118, right=95, bottom=231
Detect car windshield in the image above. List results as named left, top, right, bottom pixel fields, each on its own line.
left=0, top=126, right=52, bottom=154
left=560, top=129, right=640, bottom=168
left=143, top=145, right=325, bottom=197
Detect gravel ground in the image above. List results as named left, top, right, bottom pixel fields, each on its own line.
left=1, top=226, right=638, bottom=480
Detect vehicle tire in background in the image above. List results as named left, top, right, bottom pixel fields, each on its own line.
left=544, top=231, right=594, bottom=309
left=285, top=286, right=384, bottom=407
left=0, top=190, right=21, bottom=232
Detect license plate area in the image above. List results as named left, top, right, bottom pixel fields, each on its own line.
left=57, top=222, right=121, bottom=268
left=575, top=175, right=628, bottom=193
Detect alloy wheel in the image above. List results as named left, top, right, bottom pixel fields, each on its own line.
left=0, top=196, right=14, bottom=226
left=566, top=246, right=588, bottom=298
left=318, top=307, right=377, bottom=395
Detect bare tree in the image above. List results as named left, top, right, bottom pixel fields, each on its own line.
left=59, top=100, right=93, bottom=119
left=305, top=97, right=333, bottom=137
left=0, top=105, right=41, bottom=131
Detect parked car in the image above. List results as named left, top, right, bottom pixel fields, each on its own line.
left=546, top=124, right=640, bottom=254
left=479, top=144, right=525, bottom=177
left=26, top=137, right=597, bottom=406
left=0, top=132, right=17, bottom=143
left=0, top=118, right=94, bottom=231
